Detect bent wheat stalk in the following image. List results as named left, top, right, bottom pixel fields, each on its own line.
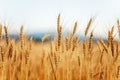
left=41, top=34, right=51, bottom=42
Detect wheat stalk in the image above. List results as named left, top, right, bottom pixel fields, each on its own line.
left=99, top=39, right=108, bottom=53
left=48, top=54, right=57, bottom=80
left=83, top=42, right=86, bottom=59
left=50, top=41, right=53, bottom=57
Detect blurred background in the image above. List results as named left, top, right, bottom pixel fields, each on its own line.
left=0, top=0, right=120, bottom=40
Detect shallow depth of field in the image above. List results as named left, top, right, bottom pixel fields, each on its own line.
left=0, top=15, right=120, bottom=80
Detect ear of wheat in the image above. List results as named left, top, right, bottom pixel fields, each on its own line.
left=0, top=45, right=4, bottom=62
left=20, top=26, right=24, bottom=49
left=29, top=37, right=32, bottom=50
left=72, top=22, right=77, bottom=36
left=41, top=34, right=51, bottom=42
left=85, top=18, right=93, bottom=37
left=111, top=26, right=114, bottom=35
left=57, top=14, right=62, bottom=51
left=4, top=26, right=9, bottom=45
left=58, top=26, right=62, bottom=51
left=57, top=14, right=60, bottom=33
left=88, top=31, right=93, bottom=52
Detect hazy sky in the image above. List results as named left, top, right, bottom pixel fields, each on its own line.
left=0, top=0, right=120, bottom=36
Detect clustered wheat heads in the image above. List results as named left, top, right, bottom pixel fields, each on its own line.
left=0, top=15, right=119, bottom=80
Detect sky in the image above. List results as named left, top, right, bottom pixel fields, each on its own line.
left=0, top=0, right=120, bottom=37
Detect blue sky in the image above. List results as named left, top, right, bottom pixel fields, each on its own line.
left=0, top=0, right=120, bottom=36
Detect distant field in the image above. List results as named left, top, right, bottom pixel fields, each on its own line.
left=0, top=15, right=120, bottom=80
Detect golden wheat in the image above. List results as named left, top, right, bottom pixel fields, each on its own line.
left=0, top=15, right=119, bottom=80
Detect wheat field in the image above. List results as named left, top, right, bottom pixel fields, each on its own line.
left=0, top=15, right=120, bottom=80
